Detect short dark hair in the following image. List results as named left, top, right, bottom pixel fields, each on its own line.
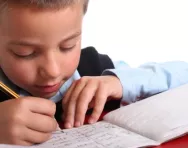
left=0, top=0, right=89, bottom=13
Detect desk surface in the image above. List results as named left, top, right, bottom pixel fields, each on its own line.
left=59, top=111, right=188, bottom=148
left=155, top=135, right=188, bottom=148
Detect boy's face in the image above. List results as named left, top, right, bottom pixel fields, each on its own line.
left=0, top=4, right=83, bottom=98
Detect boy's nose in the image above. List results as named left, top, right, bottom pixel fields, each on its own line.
left=39, top=55, right=61, bottom=79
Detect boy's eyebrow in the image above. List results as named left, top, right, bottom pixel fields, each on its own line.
left=63, top=31, right=81, bottom=42
left=8, top=40, right=39, bottom=47
left=8, top=31, right=82, bottom=47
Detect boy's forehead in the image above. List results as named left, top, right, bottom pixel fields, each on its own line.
left=0, top=1, right=83, bottom=46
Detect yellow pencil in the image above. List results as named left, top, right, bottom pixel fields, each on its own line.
left=0, top=81, right=19, bottom=98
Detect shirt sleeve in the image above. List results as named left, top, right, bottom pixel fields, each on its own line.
left=102, top=61, right=188, bottom=105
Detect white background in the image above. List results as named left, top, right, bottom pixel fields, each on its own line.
left=82, top=0, right=188, bottom=67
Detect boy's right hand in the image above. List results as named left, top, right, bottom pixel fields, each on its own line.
left=0, top=97, right=57, bottom=146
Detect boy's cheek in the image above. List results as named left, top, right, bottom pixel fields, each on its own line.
left=0, top=58, right=34, bottom=88
left=64, top=47, right=81, bottom=74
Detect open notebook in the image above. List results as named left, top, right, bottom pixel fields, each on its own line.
left=1, top=83, right=188, bottom=148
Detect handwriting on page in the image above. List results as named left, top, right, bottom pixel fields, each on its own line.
left=31, top=121, right=156, bottom=148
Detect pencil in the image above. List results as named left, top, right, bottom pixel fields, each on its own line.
left=0, top=81, right=19, bottom=98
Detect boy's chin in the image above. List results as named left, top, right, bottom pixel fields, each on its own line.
left=37, top=91, right=59, bottom=99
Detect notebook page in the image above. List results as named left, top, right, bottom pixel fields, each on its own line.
left=159, top=124, right=188, bottom=143
left=0, top=121, right=159, bottom=148
left=103, top=84, right=188, bottom=142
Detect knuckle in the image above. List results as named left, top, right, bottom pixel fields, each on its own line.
left=65, top=109, right=73, bottom=117
left=80, top=91, right=90, bottom=99
left=79, top=76, right=89, bottom=82
left=16, top=99, right=27, bottom=109
left=70, top=94, right=78, bottom=101
left=93, top=107, right=103, bottom=116
left=88, top=77, right=96, bottom=83
left=76, top=109, right=85, bottom=117
left=99, top=80, right=105, bottom=86
left=68, top=97, right=77, bottom=105
left=99, top=83, right=108, bottom=92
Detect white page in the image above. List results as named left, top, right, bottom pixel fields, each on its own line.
left=160, top=124, right=188, bottom=143
left=0, top=121, right=159, bottom=148
left=104, top=84, right=188, bottom=142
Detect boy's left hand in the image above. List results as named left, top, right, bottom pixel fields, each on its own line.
left=62, top=76, right=123, bottom=129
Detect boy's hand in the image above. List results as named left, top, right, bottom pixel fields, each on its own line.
left=0, top=97, right=57, bottom=146
left=62, top=76, right=123, bottom=129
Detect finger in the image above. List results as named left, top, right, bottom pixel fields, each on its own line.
left=62, top=82, right=77, bottom=128
left=75, top=80, right=98, bottom=127
left=63, top=79, right=87, bottom=128
left=15, top=140, right=33, bottom=146
left=61, top=82, right=77, bottom=122
left=23, top=97, right=56, bottom=116
left=26, top=112, right=57, bottom=133
left=62, top=81, right=77, bottom=110
left=88, top=84, right=107, bottom=124
left=24, top=128, right=51, bottom=144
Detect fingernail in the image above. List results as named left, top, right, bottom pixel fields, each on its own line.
left=56, top=124, right=61, bottom=130
left=64, top=122, right=72, bottom=129
left=75, top=121, right=81, bottom=127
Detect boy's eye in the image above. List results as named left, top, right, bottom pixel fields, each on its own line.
left=13, top=53, right=36, bottom=59
left=60, top=45, right=76, bottom=52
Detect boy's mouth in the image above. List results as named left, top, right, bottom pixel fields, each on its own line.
left=35, top=82, right=61, bottom=94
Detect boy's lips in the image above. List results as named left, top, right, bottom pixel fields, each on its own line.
left=35, top=83, right=61, bottom=94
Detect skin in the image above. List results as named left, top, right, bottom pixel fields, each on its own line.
left=0, top=2, right=123, bottom=146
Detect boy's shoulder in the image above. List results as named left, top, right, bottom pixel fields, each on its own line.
left=78, top=46, right=115, bottom=76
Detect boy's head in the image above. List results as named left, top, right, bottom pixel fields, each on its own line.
left=0, top=0, right=89, bottom=14
left=0, top=0, right=89, bottom=98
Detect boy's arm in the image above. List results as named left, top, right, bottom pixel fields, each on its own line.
left=102, top=61, right=188, bottom=104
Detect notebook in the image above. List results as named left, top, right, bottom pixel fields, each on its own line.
left=1, top=83, right=188, bottom=148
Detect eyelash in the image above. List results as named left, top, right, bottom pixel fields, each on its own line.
left=12, top=45, right=76, bottom=59
left=60, top=45, right=76, bottom=51
left=60, top=45, right=76, bottom=52
left=13, top=53, right=36, bottom=59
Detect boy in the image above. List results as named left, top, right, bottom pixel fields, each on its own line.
left=0, top=0, right=188, bottom=146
